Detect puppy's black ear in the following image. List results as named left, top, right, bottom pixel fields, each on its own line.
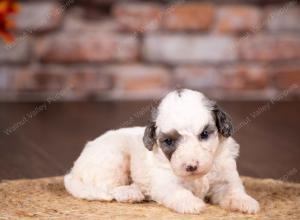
left=143, top=121, right=156, bottom=151
left=212, top=105, right=233, bottom=138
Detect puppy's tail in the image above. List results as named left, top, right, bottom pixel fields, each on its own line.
left=64, top=173, right=113, bottom=201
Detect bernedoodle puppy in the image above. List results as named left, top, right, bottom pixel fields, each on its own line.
left=64, top=89, right=259, bottom=214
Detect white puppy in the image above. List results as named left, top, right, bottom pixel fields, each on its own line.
left=64, top=89, right=259, bottom=214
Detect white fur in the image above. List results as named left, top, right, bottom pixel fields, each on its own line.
left=64, top=89, right=259, bottom=214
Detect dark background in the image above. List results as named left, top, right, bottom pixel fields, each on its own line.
left=0, top=101, right=299, bottom=182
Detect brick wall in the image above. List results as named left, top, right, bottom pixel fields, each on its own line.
left=0, top=0, right=299, bottom=101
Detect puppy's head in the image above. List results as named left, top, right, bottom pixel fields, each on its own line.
left=143, top=89, right=233, bottom=178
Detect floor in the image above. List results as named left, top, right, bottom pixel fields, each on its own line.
left=2, top=176, right=299, bottom=220
left=0, top=101, right=299, bottom=182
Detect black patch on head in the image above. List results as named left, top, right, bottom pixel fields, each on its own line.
left=212, top=105, right=233, bottom=138
left=158, top=130, right=181, bottom=160
left=143, top=121, right=157, bottom=151
left=175, top=89, right=184, bottom=97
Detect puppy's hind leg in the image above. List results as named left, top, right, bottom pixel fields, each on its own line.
left=64, top=173, right=114, bottom=201
left=64, top=147, right=131, bottom=201
left=111, top=184, right=145, bottom=203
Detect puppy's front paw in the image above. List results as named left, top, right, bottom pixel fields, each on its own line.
left=167, top=190, right=206, bottom=214
left=112, top=185, right=145, bottom=203
left=220, top=192, right=260, bottom=214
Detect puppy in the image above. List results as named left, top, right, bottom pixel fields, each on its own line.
left=64, top=89, right=259, bottom=214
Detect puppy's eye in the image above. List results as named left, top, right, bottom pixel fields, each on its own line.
left=163, top=138, right=174, bottom=146
left=199, top=130, right=210, bottom=140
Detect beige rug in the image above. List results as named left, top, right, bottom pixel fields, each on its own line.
left=0, top=176, right=299, bottom=220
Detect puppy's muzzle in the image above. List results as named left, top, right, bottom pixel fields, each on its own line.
left=183, top=161, right=200, bottom=173
left=186, top=164, right=198, bottom=172
left=182, top=160, right=211, bottom=176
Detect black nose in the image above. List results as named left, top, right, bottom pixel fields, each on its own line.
left=186, top=165, right=198, bottom=172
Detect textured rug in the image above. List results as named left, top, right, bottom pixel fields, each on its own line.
left=0, top=176, right=299, bottom=220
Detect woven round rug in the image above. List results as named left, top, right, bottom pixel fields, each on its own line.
left=0, top=176, right=299, bottom=220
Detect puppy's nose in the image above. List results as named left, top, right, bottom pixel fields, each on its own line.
left=186, top=164, right=198, bottom=172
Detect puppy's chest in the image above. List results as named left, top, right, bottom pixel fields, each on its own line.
left=181, top=177, right=210, bottom=199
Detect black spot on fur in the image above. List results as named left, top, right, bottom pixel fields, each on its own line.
left=143, top=121, right=157, bottom=151
left=158, top=130, right=181, bottom=160
left=212, top=105, right=233, bottom=138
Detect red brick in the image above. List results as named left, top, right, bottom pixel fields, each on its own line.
left=0, top=39, right=31, bottom=63
left=174, top=65, right=268, bottom=91
left=220, top=65, right=269, bottom=90
left=265, top=5, right=300, bottom=32
left=69, top=68, right=113, bottom=92
left=143, top=34, right=237, bottom=64
left=0, top=68, right=13, bottom=90
left=106, top=64, right=170, bottom=96
left=239, top=35, right=300, bottom=61
left=215, top=5, right=262, bottom=33
left=64, top=9, right=120, bottom=32
left=15, top=2, right=63, bottom=32
left=13, top=68, right=67, bottom=91
left=273, top=65, right=300, bottom=90
left=35, top=31, right=139, bottom=62
left=162, top=3, right=214, bottom=31
left=113, top=3, right=162, bottom=32
left=174, top=66, right=220, bottom=89
left=12, top=66, right=112, bottom=92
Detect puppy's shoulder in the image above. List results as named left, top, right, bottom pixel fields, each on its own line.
left=212, top=137, right=240, bottom=169
left=207, top=138, right=240, bottom=182
left=219, top=137, right=240, bottom=160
